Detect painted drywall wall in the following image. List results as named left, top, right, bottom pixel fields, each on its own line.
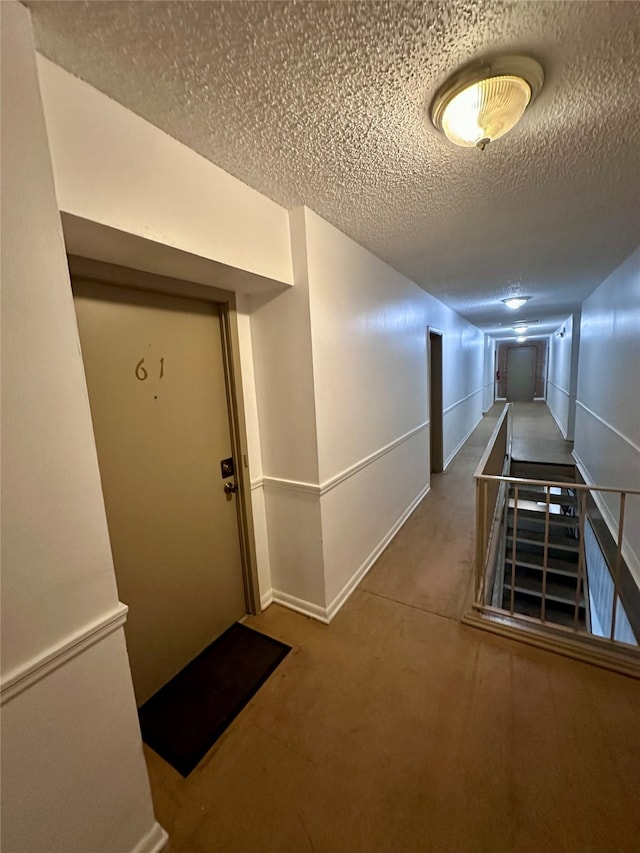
left=547, top=312, right=581, bottom=440
left=35, top=55, right=292, bottom=606
left=574, top=246, right=640, bottom=581
left=236, top=294, right=272, bottom=603
left=483, top=335, right=496, bottom=413
left=303, top=209, right=485, bottom=607
left=249, top=207, right=485, bottom=616
left=1, top=3, right=162, bottom=850
left=249, top=209, right=325, bottom=608
left=304, top=209, right=485, bottom=484
left=1, top=631, right=164, bottom=853
left=36, top=55, right=293, bottom=288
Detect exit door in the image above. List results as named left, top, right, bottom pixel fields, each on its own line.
left=73, top=280, right=247, bottom=705
left=506, top=346, right=537, bottom=401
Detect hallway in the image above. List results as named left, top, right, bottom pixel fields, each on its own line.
left=146, top=404, right=640, bottom=853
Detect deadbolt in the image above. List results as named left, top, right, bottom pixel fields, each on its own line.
left=224, top=481, right=238, bottom=495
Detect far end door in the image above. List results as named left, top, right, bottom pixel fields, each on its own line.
left=506, top=345, right=537, bottom=401
left=73, top=279, right=247, bottom=705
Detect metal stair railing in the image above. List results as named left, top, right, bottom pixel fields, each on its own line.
left=468, top=403, right=640, bottom=677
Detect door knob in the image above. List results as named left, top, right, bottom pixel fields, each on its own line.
left=224, top=481, right=238, bottom=495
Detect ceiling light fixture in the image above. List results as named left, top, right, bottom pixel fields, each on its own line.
left=513, top=324, right=529, bottom=333
left=516, top=335, right=527, bottom=343
left=430, top=55, right=544, bottom=150
left=502, top=296, right=531, bottom=310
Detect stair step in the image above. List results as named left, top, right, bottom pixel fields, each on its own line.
left=511, top=487, right=578, bottom=507
left=510, top=461, right=576, bottom=482
left=500, top=593, right=586, bottom=630
left=506, top=529, right=580, bottom=554
left=503, top=566, right=584, bottom=603
left=505, top=551, right=581, bottom=577
left=508, top=507, right=578, bottom=529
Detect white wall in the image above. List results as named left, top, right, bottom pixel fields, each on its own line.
left=573, top=246, right=640, bottom=582
left=0, top=4, right=163, bottom=850
left=483, top=335, right=496, bottom=413
left=249, top=209, right=326, bottom=611
left=547, top=312, right=581, bottom=440
left=36, top=56, right=293, bottom=290
left=252, top=208, right=485, bottom=616
left=35, top=53, right=299, bottom=608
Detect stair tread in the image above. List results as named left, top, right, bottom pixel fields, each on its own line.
left=506, top=528, right=580, bottom=553
left=505, top=551, right=581, bottom=576
left=509, top=507, right=578, bottom=528
left=504, top=573, right=584, bottom=605
left=512, top=488, right=578, bottom=507
left=511, top=473, right=576, bottom=484
left=500, top=595, right=586, bottom=629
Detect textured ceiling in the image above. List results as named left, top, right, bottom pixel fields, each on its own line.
left=26, top=0, right=640, bottom=339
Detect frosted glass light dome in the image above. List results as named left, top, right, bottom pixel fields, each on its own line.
left=430, top=55, right=544, bottom=150
left=441, top=76, right=531, bottom=148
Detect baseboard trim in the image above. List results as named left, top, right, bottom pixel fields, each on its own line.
left=444, top=415, right=481, bottom=470
left=548, top=405, right=569, bottom=440
left=270, top=590, right=330, bottom=624
left=266, top=484, right=431, bottom=625
left=260, top=589, right=274, bottom=611
left=326, top=483, right=431, bottom=621
left=131, top=822, right=169, bottom=853
left=1, top=603, right=129, bottom=705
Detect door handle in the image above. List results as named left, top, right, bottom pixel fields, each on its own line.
left=224, top=481, right=238, bottom=495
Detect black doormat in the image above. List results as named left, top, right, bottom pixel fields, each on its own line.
left=138, top=622, right=291, bottom=777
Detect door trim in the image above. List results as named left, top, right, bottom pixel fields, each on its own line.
left=67, top=255, right=260, bottom=615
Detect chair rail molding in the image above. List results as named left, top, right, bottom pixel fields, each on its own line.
left=1, top=602, right=129, bottom=704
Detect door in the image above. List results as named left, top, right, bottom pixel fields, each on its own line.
left=429, top=331, right=444, bottom=473
left=506, top=345, right=537, bottom=401
left=73, top=280, right=247, bottom=705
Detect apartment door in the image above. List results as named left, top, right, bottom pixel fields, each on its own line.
left=73, top=280, right=247, bottom=705
left=506, top=345, right=537, bottom=401
left=429, top=330, right=444, bottom=473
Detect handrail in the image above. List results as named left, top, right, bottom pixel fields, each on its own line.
left=474, top=402, right=511, bottom=479
left=471, top=409, right=639, bottom=672
left=477, top=474, right=640, bottom=496
left=474, top=403, right=512, bottom=604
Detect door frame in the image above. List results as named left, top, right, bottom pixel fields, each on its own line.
left=428, top=327, right=444, bottom=474
left=67, top=254, right=260, bottom=615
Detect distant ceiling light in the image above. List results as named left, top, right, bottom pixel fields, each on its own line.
left=513, top=324, right=529, bottom=332
left=502, top=296, right=531, bottom=310
left=516, top=335, right=527, bottom=342
left=430, top=55, right=544, bottom=150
